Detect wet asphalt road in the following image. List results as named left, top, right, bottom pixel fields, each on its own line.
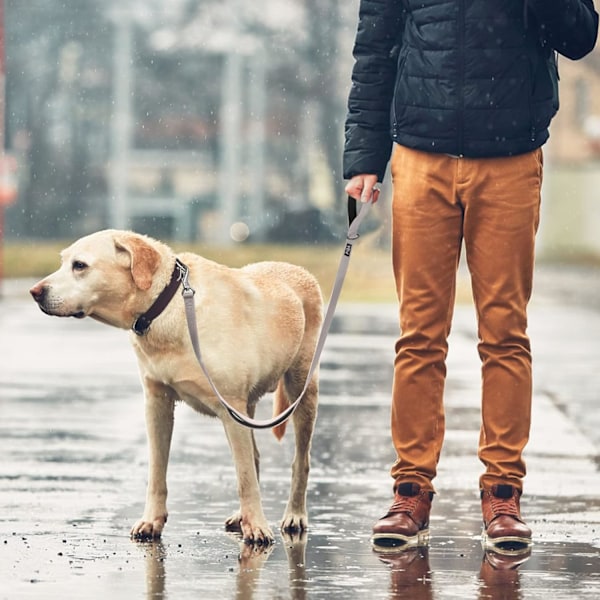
left=0, top=268, right=599, bottom=599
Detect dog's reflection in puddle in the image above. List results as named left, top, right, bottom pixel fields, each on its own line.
left=279, top=531, right=309, bottom=600
left=136, top=531, right=308, bottom=600
left=234, top=536, right=276, bottom=598
left=137, top=540, right=167, bottom=599
left=235, top=531, right=308, bottom=600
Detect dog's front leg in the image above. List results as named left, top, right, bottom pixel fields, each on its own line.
left=222, top=417, right=273, bottom=545
left=131, top=381, right=175, bottom=540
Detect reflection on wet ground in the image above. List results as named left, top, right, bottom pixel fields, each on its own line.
left=1, top=293, right=599, bottom=598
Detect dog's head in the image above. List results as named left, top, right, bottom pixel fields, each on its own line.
left=30, top=229, right=167, bottom=329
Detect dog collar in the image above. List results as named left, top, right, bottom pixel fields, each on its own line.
left=132, top=258, right=189, bottom=336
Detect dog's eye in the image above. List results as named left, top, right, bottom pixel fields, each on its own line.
left=72, top=260, right=88, bottom=272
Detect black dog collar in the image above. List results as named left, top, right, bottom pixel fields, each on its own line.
left=132, top=258, right=188, bottom=336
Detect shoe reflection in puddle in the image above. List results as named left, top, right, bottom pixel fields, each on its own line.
left=375, top=546, right=433, bottom=600
left=479, top=548, right=531, bottom=599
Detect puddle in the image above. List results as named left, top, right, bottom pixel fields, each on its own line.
left=1, top=299, right=599, bottom=598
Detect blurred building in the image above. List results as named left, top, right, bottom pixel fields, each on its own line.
left=538, top=48, right=600, bottom=260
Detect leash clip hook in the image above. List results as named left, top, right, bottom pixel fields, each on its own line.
left=176, top=259, right=195, bottom=298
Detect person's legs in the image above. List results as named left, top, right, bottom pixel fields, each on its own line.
left=460, top=149, right=542, bottom=549
left=372, top=145, right=463, bottom=549
left=460, top=149, right=542, bottom=491
left=389, top=145, right=464, bottom=491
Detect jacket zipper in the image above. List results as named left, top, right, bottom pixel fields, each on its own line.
left=524, top=7, right=537, bottom=142
left=391, top=47, right=408, bottom=141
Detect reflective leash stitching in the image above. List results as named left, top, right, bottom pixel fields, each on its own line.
left=181, top=198, right=373, bottom=429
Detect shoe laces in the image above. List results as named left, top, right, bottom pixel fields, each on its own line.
left=489, top=493, right=520, bottom=519
left=388, top=492, right=421, bottom=516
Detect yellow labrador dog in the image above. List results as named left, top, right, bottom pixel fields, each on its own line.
left=30, top=229, right=322, bottom=544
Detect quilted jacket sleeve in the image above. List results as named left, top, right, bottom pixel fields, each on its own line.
left=343, top=0, right=404, bottom=181
left=527, top=0, right=599, bottom=59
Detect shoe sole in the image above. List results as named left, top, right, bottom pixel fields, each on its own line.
left=371, top=528, right=430, bottom=553
left=481, top=530, right=533, bottom=556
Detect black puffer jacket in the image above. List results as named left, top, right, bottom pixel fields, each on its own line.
left=343, top=0, right=599, bottom=181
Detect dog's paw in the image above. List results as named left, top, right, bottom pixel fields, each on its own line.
left=241, top=521, right=275, bottom=546
left=130, top=515, right=167, bottom=541
left=280, top=512, right=308, bottom=534
left=225, top=510, right=274, bottom=545
left=224, top=511, right=243, bottom=532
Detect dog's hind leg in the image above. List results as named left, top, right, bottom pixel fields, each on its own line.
left=278, top=272, right=321, bottom=532
left=280, top=371, right=318, bottom=533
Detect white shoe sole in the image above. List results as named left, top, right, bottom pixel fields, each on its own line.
left=371, top=528, right=430, bottom=553
left=481, top=530, right=533, bottom=555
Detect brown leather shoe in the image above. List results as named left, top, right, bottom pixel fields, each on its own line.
left=371, top=482, right=433, bottom=551
left=481, top=484, right=532, bottom=554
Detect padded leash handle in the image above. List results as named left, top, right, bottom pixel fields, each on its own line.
left=348, top=194, right=358, bottom=227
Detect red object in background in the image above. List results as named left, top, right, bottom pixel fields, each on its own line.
left=0, top=154, right=17, bottom=206
left=0, top=0, right=6, bottom=294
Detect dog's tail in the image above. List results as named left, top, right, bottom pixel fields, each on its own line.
left=272, top=379, right=290, bottom=441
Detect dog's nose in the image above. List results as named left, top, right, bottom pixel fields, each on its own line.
left=29, top=282, right=45, bottom=302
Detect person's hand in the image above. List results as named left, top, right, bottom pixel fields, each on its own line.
left=345, top=174, right=381, bottom=204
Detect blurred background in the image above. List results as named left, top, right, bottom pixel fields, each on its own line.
left=1, top=0, right=600, bottom=265
left=2, top=0, right=358, bottom=247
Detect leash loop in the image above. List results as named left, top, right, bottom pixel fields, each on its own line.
left=182, top=197, right=373, bottom=429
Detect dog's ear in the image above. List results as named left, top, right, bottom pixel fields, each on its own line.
left=114, top=233, right=160, bottom=291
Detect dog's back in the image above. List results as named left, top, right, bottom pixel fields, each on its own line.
left=241, top=261, right=323, bottom=326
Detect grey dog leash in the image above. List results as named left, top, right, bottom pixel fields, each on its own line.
left=181, top=198, right=373, bottom=429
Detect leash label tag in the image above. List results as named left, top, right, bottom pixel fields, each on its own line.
left=344, top=243, right=352, bottom=257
